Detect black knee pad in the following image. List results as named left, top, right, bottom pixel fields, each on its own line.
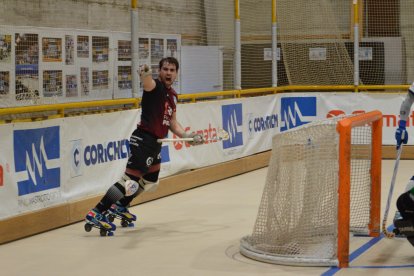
left=125, top=172, right=140, bottom=182
left=397, top=192, right=414, bottom=220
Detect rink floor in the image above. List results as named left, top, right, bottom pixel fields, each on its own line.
left=1, top=160, right=414, bottom=276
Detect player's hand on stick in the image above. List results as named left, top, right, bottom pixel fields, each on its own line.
left=138, top=64, right=152, bottom=79
left=396, top=120, right=408, bottom=149
left=183, top=132, right=204, bottom=146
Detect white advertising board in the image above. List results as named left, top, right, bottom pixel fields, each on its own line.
left=0, top=92, right=407, bottom=220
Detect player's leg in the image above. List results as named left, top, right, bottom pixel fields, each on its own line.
left=109, top=151, right=161, bottom=224
left=85, top=128, right=153, bottom=231
left=107, top=129, right=161, bottom=226
left=106, top=173, right=143, bottom=226
left=394, top=190, right=414, bottom=242
left=394, top=176, right=414, bottom=221
left=109, top=168, right=160, bottom=226
left=85, top=173, right=140, bottom=231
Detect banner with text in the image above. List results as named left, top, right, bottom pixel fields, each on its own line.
left=0, top=92, right=406, bottom=220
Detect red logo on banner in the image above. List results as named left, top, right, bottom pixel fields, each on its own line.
left=0, top=165, right=3, bottom=187
left=173, top=124, right=219, bottom=151
left=326, top=110, right=345, bottom=118
left=326, top=109, right=366, bottom=118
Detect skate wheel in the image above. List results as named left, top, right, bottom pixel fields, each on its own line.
left=128, top=222, right=135, bottom=227
left=100, top=229, right=107, bottom=237
left=107, top=215, right=115, bottom=223
left=84, top=223, right=92, bottom=232
left=107, top=231, right=114, bottom=237
left=121, top=220, right=129, bottom=228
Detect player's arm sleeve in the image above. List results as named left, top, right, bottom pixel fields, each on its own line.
left=169, top=112, right=186, bottom=138
left=400, top=86, right=414, bottom=121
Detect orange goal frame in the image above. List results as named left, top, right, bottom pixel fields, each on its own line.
left=336, top=110, right=382, bottom=268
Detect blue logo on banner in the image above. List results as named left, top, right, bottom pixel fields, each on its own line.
left=160, top=145, right=170, bottom=163
left=15, top=64, right=39, bottom=76
left=222, top=104, right=243, bottom=149
left=280, top=97, right=317, bottom=131
left=14, top=126, right=60, bottom=196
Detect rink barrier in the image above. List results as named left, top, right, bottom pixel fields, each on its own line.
left=0, top=146, right=410, bottom=244
left=0, top=151, right=270, bottom=244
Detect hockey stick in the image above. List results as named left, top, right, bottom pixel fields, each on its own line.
left=157, top=128, right=229, bottom=143
left=382, top=144, right=403, bottom=238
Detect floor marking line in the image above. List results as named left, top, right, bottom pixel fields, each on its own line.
left=321, top=225, right=414, bottom=275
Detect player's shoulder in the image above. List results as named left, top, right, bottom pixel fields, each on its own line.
left=409, top=82, right=414, bottom=94
left=144, top=79, right=161, bottom=93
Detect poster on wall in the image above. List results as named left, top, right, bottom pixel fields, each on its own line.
left=15, top=33, right=39, bottom=99
left=118, top=66, right=131, bottom=90
left=77, top=35, right=89, bottom=58
left=151, top=38, right=163, bottom=64
left=92, top=70, right=108, bottom=89
left=118, top=40, right=131, bottom=61
left=65, top=35, right=74, bottom=65
left=92, top=36, right=109, bottom=63
left=0, top=71, right=9, bottom=95
left=80, top=67, right=89, bottom=96
left=66, top=74, right=77, bottom=97
left=0, top=34, right=12, bottom=63
left=151, top=65, right=159, bottom=79
left=43, top=70, right=62, bottom=97
left=42, top=37, right=62, bottom=62
left=167, top=39, right=177, bottom=58
left=139, top=38, right=149, bottom=62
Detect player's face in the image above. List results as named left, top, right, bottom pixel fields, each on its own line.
left=158, top=62, right=177, bottom=88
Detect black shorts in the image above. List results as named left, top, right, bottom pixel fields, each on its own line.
left=126, top=128, right=162, bottom=175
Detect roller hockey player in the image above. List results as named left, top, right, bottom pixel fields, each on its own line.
left=84, top=57, right=203, bottom=236
left=393, top=176, right=414, bottom=246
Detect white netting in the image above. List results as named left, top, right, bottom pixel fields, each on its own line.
left=276, top=0, right=354, bottom=86
left=240, top=115, right=374, bottom=266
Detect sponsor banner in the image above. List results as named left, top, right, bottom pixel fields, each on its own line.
left=242, top=95, right=279, bottom=155
left=0, top=92, right=407, bottom=220
left=316, top=93, right=405, bottom=145
left=161, top=96, right=279, bottom=177
left=0, top=110, right=139, bottom=220
left=0, top=120, right=63, bottom=219
left=161, top=100, right=232, bottom=177
left=0, top=123, right=19, bottom=219
left=270, top=92, right=404, bottom=145
left=14, top=126, right=61, bottom=196
left=280, top=95, right=317, bottom=131
left=63, top=109, right=139, bottom=200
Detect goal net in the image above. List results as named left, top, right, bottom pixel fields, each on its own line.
left=240, top=111, right=382, bottom=268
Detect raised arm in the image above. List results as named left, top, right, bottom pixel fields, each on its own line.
left=139, top=64, right=156, bottom=92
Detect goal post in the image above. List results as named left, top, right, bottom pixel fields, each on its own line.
left=336, top=110, right=382, bottom=267
left=240, top=110, right=382, bottom=268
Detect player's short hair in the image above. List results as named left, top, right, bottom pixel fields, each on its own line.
left=159, top=57, right=179, bottom=71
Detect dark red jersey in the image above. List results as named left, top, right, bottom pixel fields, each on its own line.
left=138, top=79, right=178, bottom=139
